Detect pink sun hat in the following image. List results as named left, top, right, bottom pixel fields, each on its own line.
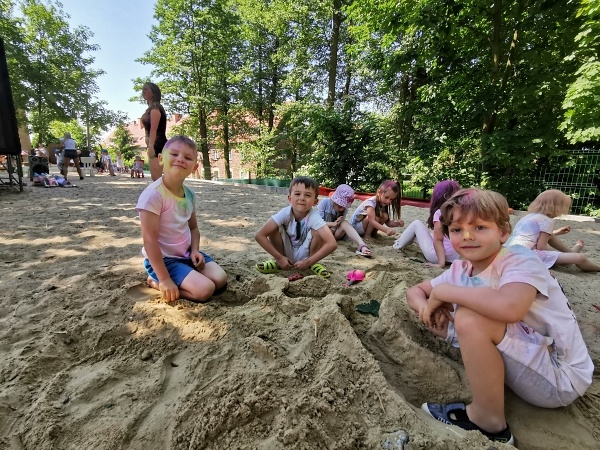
left=330, top=184, right=355, bottom=209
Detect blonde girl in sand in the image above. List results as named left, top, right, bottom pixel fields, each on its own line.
left=505, top=189, right=600, bottom=272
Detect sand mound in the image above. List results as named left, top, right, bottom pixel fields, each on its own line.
left=1, top=176, right=599, bottom=449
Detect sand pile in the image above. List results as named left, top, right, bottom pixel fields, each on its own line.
left=0, top=175, right=599, bottom=449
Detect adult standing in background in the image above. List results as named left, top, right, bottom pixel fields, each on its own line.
left=141, top=82, right=167, bottom=180
left=61, top=132, right=83, bottom=181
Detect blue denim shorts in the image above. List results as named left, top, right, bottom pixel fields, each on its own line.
left=144, top=252, right=214, bottom=286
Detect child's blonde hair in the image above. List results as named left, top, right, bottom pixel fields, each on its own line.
left=165, top=135, right=198, bottom=152
left=376, top=180, right=402, bottom=220
left=527, top=189, right=571, bottom=218
left=440, top=188, right=511, bottom=237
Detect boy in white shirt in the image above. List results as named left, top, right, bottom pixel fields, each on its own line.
left=255, top=176, right=337, bottom=278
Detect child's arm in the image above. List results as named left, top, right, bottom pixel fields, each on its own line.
left=407, top=280, right=451, bottom=334
left=255, top=218, right=294, bottom=269
left=386, top=218, right=405, bottom=228
left=293, top=225, right=337, bottom=270
left=432, top=222, right=447, bottom=267
left=534, top=231, right=552, bottom=250
left=188, top=214, right=205, bottom=269
left=139, top=210, right=180, bottom=302
left=422, top=282, right=537, bottom=329
left=365, top=207, right=396, bottom=235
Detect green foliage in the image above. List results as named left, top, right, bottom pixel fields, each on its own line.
left=111, top=123, right=137, bottom=161
left=2, top=0, right=121, bottom=148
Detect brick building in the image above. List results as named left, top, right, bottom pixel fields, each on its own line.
left=102, top=113, right=253, bottom=180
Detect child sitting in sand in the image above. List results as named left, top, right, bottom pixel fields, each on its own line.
left=505, top=189, right=600, bottom=272
left=255, top=176, right=337, bottom=278
left=317, top=184, right=372, bottom=257
left=136, top=135, right=227, bottom=303
left=131, top=155, right=145, bottom=178
left=349, top=179, right=404, bottom=238
left=393, top=180, right=461, bottom=267
left=406, top=188, right=593, bottom=445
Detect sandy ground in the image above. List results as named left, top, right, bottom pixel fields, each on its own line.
left=0, top=173, right=599, bottom=450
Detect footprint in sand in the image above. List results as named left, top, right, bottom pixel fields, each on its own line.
left=126, top=283, right=159, bottom=301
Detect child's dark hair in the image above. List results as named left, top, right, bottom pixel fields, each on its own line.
left=165, top=135, right=197, bottom=151
left=289, top=176, right=319, bottom=195
left=427, top=180, right=461, bottom=229
left=376, top=180, right=402, bottom=220
left=440, top=188, right=511, bottom=237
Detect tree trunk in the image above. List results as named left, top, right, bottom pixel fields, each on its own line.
left=222, top=106, right=231, bottom=179
left=327, top=0, right=342, bottom=107
left=199, top=108, right=211, bottom=179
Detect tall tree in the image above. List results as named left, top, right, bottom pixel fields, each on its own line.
left=140, top=0, right=241, bottom=179
left=18, top=0, right=102, bottom=144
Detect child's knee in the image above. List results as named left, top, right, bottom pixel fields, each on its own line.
left=189, top=281, right=216, bottom=302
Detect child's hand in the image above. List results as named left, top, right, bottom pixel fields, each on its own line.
left=159, top=279, right=180, bottom=303
left=385, top=227, right=397, bottom=236
left=554, top=226, right=571, bottom=236
left=422, top=296, right=454, bottom=330
left=191, top=251, right=205, bottom=270
left=293, top=259, right=312, bottom=271
left=276, top=255, right=294, bottom=270
left=424, top=262, right=445, bottom=269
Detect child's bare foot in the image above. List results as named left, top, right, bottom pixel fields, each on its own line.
left=572, top=240, right=584, bottom=253
left=146, top=277, right=159, bottom=290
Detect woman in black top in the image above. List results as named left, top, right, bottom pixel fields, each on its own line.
left=141, top=82, right=167, bottom=180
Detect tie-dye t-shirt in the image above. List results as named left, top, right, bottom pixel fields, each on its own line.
left=506, top=212, right=554, bottom=249
left=136, top=178, right=195, bottom=259
left=430, top=245, right=593, bottom=396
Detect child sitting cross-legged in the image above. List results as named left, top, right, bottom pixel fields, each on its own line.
left=255, top=176, right=337, bottom=278
left=406, top=188, right=593, bottom=446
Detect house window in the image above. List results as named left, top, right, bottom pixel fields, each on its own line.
left=212, top=169, right=219, bottom=180
left=240, top=170, right=249, bottom=180
left=212, top=149, right=219, bottom=160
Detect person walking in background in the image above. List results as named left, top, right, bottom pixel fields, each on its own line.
left=141, top=82, right=168, bottom=181
left=136, top=135, right=227, bottom=303
left=393, top=180, right=462, bottom=267
left=505, top=189, right=600, bottom=272
left=60, top=132, right=83, bottom=181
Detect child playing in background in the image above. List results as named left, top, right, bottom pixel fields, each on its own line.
left=318, top=184, right=372, bottom=257
left=393, top=180, right=461, bottom=267
left=406, top=188, right=593, bottom=445
left=349, top=180, right=404, bottom=238
left=505, top=189, right=600, bottom=272
left=101, top=149, right=116, bottom=176
left=136, top=135, right=227, bottom=303
left=116, top=151, right=124, bottom=173
left=255, top=176, right=337, bottom=278
left=131, top=155, right=145, bottom=178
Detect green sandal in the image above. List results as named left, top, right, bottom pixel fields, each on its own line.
left=256, top=260, right=280, bottom=274
left=310, top=263, right=331, bottom=279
